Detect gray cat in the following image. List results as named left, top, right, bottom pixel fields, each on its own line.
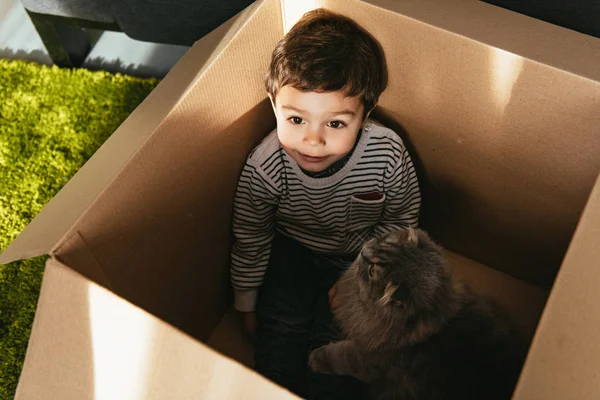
left=309, top=228, right=525, bottom=400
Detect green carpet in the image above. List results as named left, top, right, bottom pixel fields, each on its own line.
left=0, top=59, right=159, bottom=399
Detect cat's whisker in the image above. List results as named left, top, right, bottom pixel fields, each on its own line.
left=349, top=229, right=372, bottom=247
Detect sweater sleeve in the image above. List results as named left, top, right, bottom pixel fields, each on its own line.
left=231, top=158, right=279, bottom=312
left=372, top=135, right=421, bottom=238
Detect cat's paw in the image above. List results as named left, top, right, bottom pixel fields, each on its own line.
left=309, top=346, right=333, bottom=375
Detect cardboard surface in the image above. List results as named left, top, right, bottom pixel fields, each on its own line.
left=364, top=0, right=600, bottom=83
left=208, top=308, right=255, bottom=368
left=16, top=258, right=298, bottom=400
left=514, top=174, right=600, bottom=399
left=330, top=0, right=600, bottom=289
left=444, top=251, right=547, bottom=341
left=4, top=0, right=600, bottom=398
left=0, top=1, right=265, bottom=266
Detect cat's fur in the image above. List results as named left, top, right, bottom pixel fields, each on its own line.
left=309, top=228, right=525, bottom=400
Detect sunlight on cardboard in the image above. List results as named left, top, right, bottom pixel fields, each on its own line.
left=415, top=60, right=441, bottom=106
left=88, top=285, right=158, bottom=400
left=281, top=0, right=327, bottom=33
left=489, top=47, right=524, bottom=113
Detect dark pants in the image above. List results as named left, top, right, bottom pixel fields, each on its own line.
left=255, top=233, right=366, bottom=399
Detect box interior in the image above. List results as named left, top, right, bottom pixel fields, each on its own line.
left=5, top=0, right=600, bottom=398
left=49, top=0, right=598, bottom=345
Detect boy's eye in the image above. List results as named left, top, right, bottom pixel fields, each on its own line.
left=327, top=120, right=346, bottom=129
left=289, top=116, right=304, bottom=125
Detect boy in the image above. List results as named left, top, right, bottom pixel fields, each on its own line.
left=230, top=8, right=421, bottom=399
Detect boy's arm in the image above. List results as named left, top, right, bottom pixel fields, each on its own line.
left=231, top=159, right=279, bottom=312
left=373, top=139, right=421, bottom=237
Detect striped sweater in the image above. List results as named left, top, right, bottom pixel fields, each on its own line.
left=231, top=120, right=421, bottom=311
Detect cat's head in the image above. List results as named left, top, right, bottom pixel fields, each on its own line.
left=353, top=228, right=449, bottom=316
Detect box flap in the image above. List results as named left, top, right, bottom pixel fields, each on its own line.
left=0, top=0, right=265, bottom=265
left=362, top=0, right=600, bottom=83
left=16, top=258, right=298, bottom=399
left=513, top=173, right=600, bottom=399
left=317, top=0, right=600, bottom=287
left=37, top=0, right=282, bottom=342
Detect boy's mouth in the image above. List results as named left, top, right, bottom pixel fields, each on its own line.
left=298, top=153, right=327, bottom=163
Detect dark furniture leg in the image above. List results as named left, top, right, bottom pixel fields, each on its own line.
left=27, top=11, right=74, bottom=67
left=26, top=11, right=120, bottom=68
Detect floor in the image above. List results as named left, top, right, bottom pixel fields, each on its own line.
left=0, top=0, right=189, bottom=77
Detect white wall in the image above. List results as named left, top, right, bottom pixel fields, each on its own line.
left=0, top=0, right=189, bottom=77
left=0, top=0, right=53, bottom=65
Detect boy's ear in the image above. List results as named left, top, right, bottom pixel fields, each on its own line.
left=268, top=94, right=277, bottom=113
left=363, top=106, right=375, bottom=124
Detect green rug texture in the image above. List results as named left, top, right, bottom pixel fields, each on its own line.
left=0, top=59, right=158, bottom=399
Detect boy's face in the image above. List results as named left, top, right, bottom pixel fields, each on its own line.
left=271, top=85, right=366, bottom=172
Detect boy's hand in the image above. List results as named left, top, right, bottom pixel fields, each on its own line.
left=240, top=311, right=257, bottom=342
left=328, top=282, right=340, bottom=311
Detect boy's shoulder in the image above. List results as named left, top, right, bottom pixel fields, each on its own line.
left=246, top=129, right=281, bottom=165
left=364, top=119, right=407, bottom=153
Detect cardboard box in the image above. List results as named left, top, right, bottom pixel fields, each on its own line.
left=1, top=0, right=599, bottom=398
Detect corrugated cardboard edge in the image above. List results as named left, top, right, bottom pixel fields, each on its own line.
left=513, top=172, right=600, bottom=399
left=363, top=0, right=600, bottom=84
left=0, top=0, right=270, bottom=265
left=15, top=258, right=299, bottom=399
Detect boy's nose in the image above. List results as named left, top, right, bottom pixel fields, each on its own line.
left=303, top=127, right=325, bottom=146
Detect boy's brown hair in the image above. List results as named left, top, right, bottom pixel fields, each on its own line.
left=265, top=8, right=388, bottom=116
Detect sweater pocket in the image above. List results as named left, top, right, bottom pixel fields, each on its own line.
left=348, top=193, right=386, bottom=231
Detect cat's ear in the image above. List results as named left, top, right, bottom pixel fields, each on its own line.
left=368, top=263, right=383, bottom=280
left=377, top=281, right=399, bottom=307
